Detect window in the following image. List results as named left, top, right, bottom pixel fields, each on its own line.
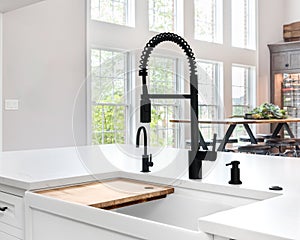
left=148, top=56, right=182, bottom=147
left=87, top=1, right=259, bottom=147
left=91, top=0, right=133, bottom=26
left=194, top=0, right=223, bottom=43
left=197, top=60, right=222, bottom=140
left=232, top=0, right=256, bottom=49
left=91, top=49, right=128, bottom=144
left=149, top=0, right=177, bottom=32
left=232, top=64, right=256, bottom=135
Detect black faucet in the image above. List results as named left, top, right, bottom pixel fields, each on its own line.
left=136, top=126, right=153, bottom=172
left=139, top=32, right=216, bottom=179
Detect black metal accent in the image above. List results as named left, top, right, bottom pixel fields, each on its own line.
left=283, top=123, right=295, bottom=138
left=147, top=94, right=191, bottom=99
left=271, top=122, right=299, bottom=150
left=136, top=126, right=153, bottom=172
left=189, top=150, right=217, bottom=179
left=198, top=130, right=208, bottom=150
left=139, top=32, right=197, bottom=75
left=272, top=123, right=284, bottom=137
left=0, top=207, right=8, bottom=212
left=269, top=186, right=283, bottom=191
left=243, top=124, right=258, bottom=144
left=218, top=123, right=261, bottom=151
left=139, top=32, right=209, bottom=179
left=140, top=98, right=151, bottom=123
left=218, top=124, right=236, bottom=151
left=142, top=154, right=153, bottom=173
left=226, top=161, right=242, bottom=185
left=271, top=122, right=296, bottom=138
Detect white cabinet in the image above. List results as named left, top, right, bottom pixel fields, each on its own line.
left=0, top=191, right=24, bottom=239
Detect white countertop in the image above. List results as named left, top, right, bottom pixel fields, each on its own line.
left=0, top=144, right=299, bottom=239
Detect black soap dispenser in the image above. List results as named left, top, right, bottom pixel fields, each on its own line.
left=226, top=161, right=242, bottom=185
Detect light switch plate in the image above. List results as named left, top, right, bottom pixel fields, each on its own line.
left=5, top=99, right=19, bottom=110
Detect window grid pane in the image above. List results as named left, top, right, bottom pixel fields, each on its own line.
left=91, top=0, right=128, bottom=26
left=149, top=0, right=176, bottom=32
left=232, top=0, right=256, bottom=49
left=148, top=56, right=180, bottom=147
left=194, top=0, right=222, bottom=43
left=91, top=49, right=127, bottom=144
left=197, top=61, right=220, bottom=140
left=232, top=65, right=253, bottom=137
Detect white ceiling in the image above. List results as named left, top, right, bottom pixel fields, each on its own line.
left=0, top=0, right=43, bottom=13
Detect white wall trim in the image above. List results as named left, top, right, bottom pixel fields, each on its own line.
left=0, top=13, right=3, bottom=151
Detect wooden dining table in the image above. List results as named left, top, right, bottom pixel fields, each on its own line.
left=170, top=117, right=300, bottom=151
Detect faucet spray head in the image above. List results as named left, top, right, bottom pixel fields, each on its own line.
left=140, top=97, right=151, bottom=123
left=139, top=70, right=151, bottom=123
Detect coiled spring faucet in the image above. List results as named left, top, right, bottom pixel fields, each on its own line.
left=139, top=32, right=214, bottom=179
left=136, top=126, right=153, bottom=172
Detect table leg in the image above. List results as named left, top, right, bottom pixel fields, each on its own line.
left=243, top=124, right=258, bottom=144
left=283, top=123, right=295, bottom=138
left=217, top=124, right=236, bottom=151
left=282, top=123, right=299, bottom=150
left=272, top=123, right=284, bottom=138
left=271, top=122, right=299, bottom=150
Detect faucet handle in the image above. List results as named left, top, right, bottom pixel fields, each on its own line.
left=212, top=133, right=217, bottom=152
left=141, top=154, right=153, bottom=172
left=148, top=154, right=153, bottom=167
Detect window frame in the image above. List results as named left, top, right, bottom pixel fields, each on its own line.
left=194, top=0, right=223, bottom=44
left=231, top=0, right=256, bottom=50
left=89, top=47, right=131, bottom=145
left=197, top=59, right=223, bottom=140
left=87, top=0, right=259, bottom=147
left=90, top=0, right=135, bottom=27
left=231, top=64, right=256, bottom=136
left=147, top=54, right=184, bottom=148
left=148, top=0, right=184, bottom=34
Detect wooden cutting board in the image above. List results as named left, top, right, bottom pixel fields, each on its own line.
left=35, top=178, right=174, bottom=210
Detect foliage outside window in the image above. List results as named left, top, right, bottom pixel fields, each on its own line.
left=148, top=56, right=181, bottom=147
left=91, top=49, right=128, bottom=144
left=149, top=0, right=176, bottom=32
left=232, top=64, right=256, bottom=136
left=232, top=0, right=256, bottom=49
left=91, top=0, right=129, bottom=26
left=197, top=60, right=222, bottom=140
left=194, top=0, right=223, bottom=43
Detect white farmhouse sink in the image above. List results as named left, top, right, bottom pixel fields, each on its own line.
left=115, top=186, right=258, bottom=231
left=25, top=173, right=278, bottom=240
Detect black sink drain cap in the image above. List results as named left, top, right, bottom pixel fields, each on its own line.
left=269, top=186, right=283, bottom=191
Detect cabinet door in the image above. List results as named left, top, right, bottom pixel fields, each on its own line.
left=289, top=51, right=300, bottom=69
left=0, top=191, right=24, bottom=229
left=0, top=231, right=20, bottom=240
left=271, top=52, right=289, bottom=70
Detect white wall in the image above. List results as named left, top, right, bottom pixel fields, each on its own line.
left=284, top=0, right=300, bottom=23
left=257, top=0, right=285, bottom=105
left=2, top=0, right=86, bottom=151
left=255, top=0, right=286, bottom=133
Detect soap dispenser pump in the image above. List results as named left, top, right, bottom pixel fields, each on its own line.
left=226, top=161, right=242, bottom=185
